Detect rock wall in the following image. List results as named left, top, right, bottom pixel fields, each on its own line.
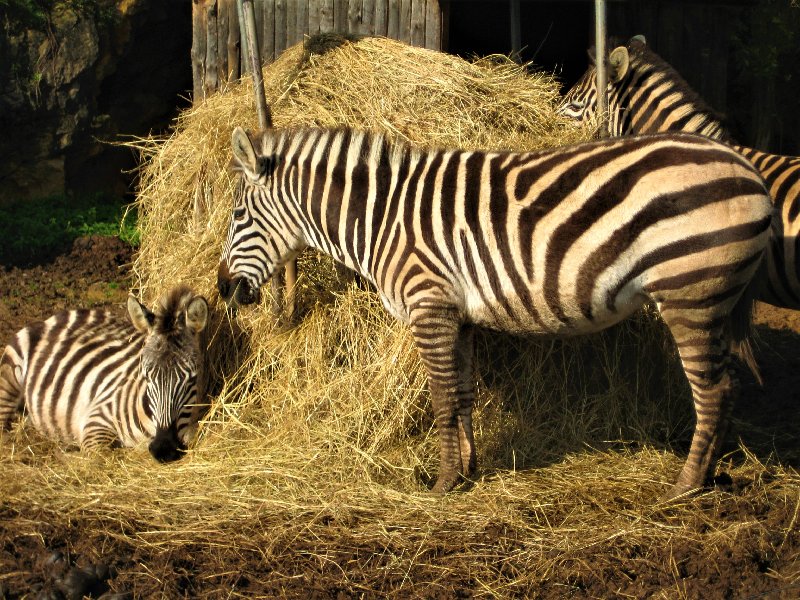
left=0, top=0, right=192, bottom=203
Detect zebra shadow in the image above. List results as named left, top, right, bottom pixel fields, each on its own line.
left=736, top=316, right=800, bottom=468
left=469, top=306, right=800, bottom=482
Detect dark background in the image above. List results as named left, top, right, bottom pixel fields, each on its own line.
left=444, top=0, right=800, bottom=155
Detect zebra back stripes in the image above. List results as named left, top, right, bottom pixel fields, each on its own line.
left=218, top=126, right=772, bottom=498
left=558, top=35, right=800, bottom=309
left=0, top=285, right=209, bottom=462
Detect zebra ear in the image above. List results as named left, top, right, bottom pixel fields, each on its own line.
left=231, top=126, right=259, bottom=175
left=185, top=296, right=209, bottom=333
left=128, top=296, right=155, bottom=333
left=608, top=46, right=630, bottom=82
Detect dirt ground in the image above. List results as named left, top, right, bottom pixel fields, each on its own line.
left=0, top=236, right=798, bottom=598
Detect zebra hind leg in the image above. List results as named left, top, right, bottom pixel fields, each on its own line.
left=663, top=326, right=738, bottom=500
left=410, top=304, right=467, bottom=494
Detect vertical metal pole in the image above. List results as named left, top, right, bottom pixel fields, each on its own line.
left=594, top=0, right=609, bottom=137
left=509, top=0, right=521, bottom=62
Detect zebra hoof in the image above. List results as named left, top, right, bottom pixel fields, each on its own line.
left=658, top=482, right=701, bottom=504
left=430, top=472, right=462, bottom=495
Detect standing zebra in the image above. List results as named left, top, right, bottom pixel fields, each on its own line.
left=559, top=35, right=800, bottom=309
left=217, top=125, right=772, bottom=499
left=0, top=285, right=209, bottom=462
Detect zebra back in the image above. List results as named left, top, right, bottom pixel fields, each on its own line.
left=0, top=285, right=209, bottom=461
left=559, top=36, right=800, bottom=309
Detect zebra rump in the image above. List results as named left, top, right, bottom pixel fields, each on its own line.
left=559, top=35, right=800, bottom=309
left=0, top=285, right=209, bottom=462
left=218, top=126, right=772, bottom=500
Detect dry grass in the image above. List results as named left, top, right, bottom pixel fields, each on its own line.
left=1, top=36, right=798, bottom=597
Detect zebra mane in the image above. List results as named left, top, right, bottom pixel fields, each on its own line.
left=625, top=38, right=732, bottom=141
left=154, top=285, right=197, bottom=337
left=233, top=126, right=417, bottom=174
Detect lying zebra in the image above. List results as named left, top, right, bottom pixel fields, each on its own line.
left=0, top=285, right=208, bottom=462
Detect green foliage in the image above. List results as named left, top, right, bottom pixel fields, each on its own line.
left=0, top=0, right=117, bottom=30
left=0, top=193, right=139, bottom=264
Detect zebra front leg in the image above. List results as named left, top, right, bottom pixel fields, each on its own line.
left=80, top=427, right=121, bottom=453
left=410, top=304, right=466, bottom=494
left=0, top=356, right=24, bottom=432
left=665, top=329, right=738, bottom=500
left=455, top=325, right=477, bottom=478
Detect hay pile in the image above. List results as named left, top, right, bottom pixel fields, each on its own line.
left=2, top=37, right=798, bottom=597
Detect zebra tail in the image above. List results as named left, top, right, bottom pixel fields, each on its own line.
left=728, top=257, right=767, bottom=386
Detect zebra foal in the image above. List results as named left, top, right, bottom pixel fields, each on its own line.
left=0, top=285, right=209, bottom=462
left=559, top=35, right=800, bottom=309
left=218, top=126, right=772, bottom=499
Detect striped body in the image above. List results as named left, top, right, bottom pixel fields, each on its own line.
left=218, top=126, right=772, bottom=498
left=0, top=286, right=209, bottom=461
left=559, top=36, right=800, bottom=308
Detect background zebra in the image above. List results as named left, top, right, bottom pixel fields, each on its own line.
left=217, top=125, right=772, bottom=499
left=0, top=285, right=209, bottom=462
left=559, top=35, right=800, bottom=309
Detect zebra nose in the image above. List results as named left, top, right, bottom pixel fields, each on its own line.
left=149, top=426, right=186, bottom=463
left=234, top=277, right=261, bottom=305
left=217, top=262, right=234, bottom=301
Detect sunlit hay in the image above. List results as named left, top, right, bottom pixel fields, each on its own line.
left=3, top=37, right=794, bottom=597
left=33, top=35, right=681, bottom=499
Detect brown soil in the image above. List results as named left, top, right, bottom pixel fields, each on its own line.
left=1, top=236, right=798, bottom=598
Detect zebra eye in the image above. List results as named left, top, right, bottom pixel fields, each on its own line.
left=571, top=99, right=586, bottom=110
left=232, top=207, right=246, bottom=219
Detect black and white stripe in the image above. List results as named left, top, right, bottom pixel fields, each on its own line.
left=559, top=35, right=800, bottom=308
left=0, top=285, right=209, bottom=462
left=218, top=126, right=772, bottom=498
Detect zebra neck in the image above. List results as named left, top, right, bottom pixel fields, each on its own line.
left=285, top=128, right=397, bottom=277
left=611, top=57, right=729, bottom=141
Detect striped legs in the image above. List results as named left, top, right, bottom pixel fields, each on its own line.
left=455, top=325, right=477, bottom=478
left=410, top=304, right=476, bottom=493
left=80, top=427, right=121, bottom=452
left=0, top=350, right=24, bottom=431
left=665, top=326, right=737, bottom=499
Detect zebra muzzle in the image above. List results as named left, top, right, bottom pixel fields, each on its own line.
left=217, top=262, right=261, bottom=306
left=149, top=424, right=187, bottom=463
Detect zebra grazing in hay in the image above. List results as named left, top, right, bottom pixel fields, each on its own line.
left=559, top=35, right=800, bottom=309
left=0, top=285, right=209, bottom=462
left=217, top=124, right=772, bottom=499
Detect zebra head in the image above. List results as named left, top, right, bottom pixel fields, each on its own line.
left=127, top=286, right=209, bottom=463
left=557, top=35, right=642, bottom=127
left=218, top=126, right=303, bottom=306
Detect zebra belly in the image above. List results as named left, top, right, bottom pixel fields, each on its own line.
left=462, top=285, right=647, bottom=337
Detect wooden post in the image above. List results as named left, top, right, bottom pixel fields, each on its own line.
left=240, top=0, right=272, bottom=129
left=595, top=0, right=609, bottom=137
left=239, top=0, right=297, bottom=322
